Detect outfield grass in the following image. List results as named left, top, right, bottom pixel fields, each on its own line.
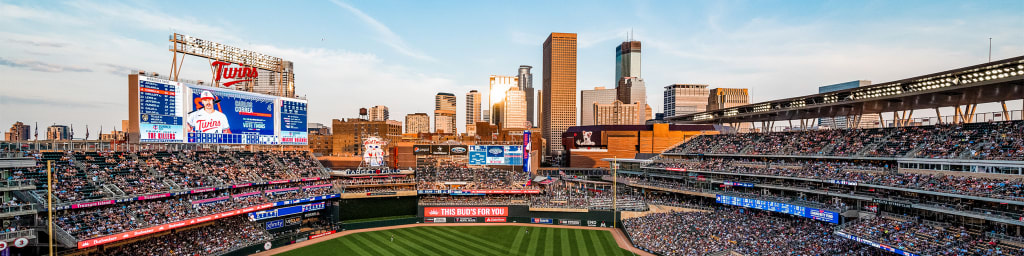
left=276, top=225, right=637, bottom=256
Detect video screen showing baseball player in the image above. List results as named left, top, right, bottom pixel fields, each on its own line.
left=186, top=90, right=232, bottom=134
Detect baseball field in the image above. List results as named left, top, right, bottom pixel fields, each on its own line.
left=272, top=225, right=640, bottom=256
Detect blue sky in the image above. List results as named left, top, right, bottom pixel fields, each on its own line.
left=1, top=0, right=1023, bottom=137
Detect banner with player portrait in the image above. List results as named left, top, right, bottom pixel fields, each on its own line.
left=185, top=85, right=278, bottom=144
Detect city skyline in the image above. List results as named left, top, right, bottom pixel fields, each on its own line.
left=2, top=1, right=1023, bottom=136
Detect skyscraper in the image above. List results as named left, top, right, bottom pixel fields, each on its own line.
left=518, top=65, right=535, bottom=127
left=616, top=77, right=647, bottom=124
left=502, top=86, right=528, bottom=129
left=663, top=84, right=710, bottom=117
left=4, top=121, right=30, bottom=141
left=489, top=75, right=518, bottom=127
left=434, top=92, right=457, bottom=133
left=580, top=87, right=617, bottom=126
left=405, top=113, right=430, bottom=134
left=47, top=125, right=70, bottom=140
left=542, top=32, right=577, bottom=155
left=594, top=100, right=642, bottom=125
left=615, top=40, right=641, bottom=83
left=707, top=88, right=750, bottom=111
left=466, top=90, right=482, bottom=135
left=368, top=105, right=389, bottom=121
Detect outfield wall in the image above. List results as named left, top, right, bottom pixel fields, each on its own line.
left=338, top=196, right=418, bottom=221
left=417, top=205, right=618, bottom=227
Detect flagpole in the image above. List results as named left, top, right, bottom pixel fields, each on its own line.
left=47, top=160, right=54, bottom=256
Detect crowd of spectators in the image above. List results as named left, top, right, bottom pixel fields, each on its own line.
left=623, top=208, right=868, bottom=256
left=418, top=195, right=528, bottom=205
left=666, top=120, right=1024, bottom=161
left=651, top=159, right=1024, bottom=202
left=97, top=216, right=270, bottom=256
left=416, top=167, right=531, bottom=190
left=8, top=150, right=328, bottom=205
left=54, top=180, right=336, bottom=240
left=842, top=216, right=1023, bottom=255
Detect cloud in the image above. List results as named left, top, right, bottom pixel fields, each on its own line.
left=0, top=57, right=91, bottom=72
left=6, top=39, right=67, bottom=48
left=328, top=0, right=435, bottom=61
left=0, top=95, right=116, bottom=108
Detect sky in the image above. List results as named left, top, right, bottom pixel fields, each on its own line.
left=1, top=0, right=1023, bottom=138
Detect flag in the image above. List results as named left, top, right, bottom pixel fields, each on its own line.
left=70, top=124, right=74, bottom=139
left=86, top=125, right=90, bottom=140
left=34, top=122, right=38, bottom=140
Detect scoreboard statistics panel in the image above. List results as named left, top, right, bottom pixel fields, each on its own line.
left=278, top=98, right=308, bottom=145
left=138, top=76, right=185, bottom=143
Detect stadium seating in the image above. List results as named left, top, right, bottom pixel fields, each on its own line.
left=666, top=120, right=1024, bottom=161
left=842, top=215, right=1023, bottom=255
left=623, top=207, right=867, bottom=256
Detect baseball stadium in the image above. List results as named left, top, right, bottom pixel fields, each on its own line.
left=2, top=2, right=1024, bottom=256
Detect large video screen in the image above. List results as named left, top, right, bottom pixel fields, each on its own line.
left=138, top=76, right=185, bottom=143
left=134, top=76, right=307, bottom=145
left=186, top=85, right=278, bottom=144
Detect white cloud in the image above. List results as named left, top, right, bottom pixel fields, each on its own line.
left=328, top=0, right=435, bottom=62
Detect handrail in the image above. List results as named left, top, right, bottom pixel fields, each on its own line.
left=0, top=204, right=36, bottom=214
left=0, top=229, right=35, bottom=241
left=0, top=179, right=33, bottom=188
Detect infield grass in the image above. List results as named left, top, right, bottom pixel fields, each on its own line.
left=275, top=225, right=637, bottom=256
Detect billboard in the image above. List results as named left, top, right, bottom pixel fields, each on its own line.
left=449, top=145, right=469, bottom=155
left=486, top=146, right=505, bottom=164
left=279, top=98, right=308, bottom=144
left=523, top=130, right=531, bottom=174
left=423, top=207, right=508, bottom=217
left=138, top=76, right=185, bottom=143
left=133, top=75, right=307, bottom=145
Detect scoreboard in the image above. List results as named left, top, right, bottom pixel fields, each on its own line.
left=134, top=75, right=307, bottom=145
left=138, top=76, right=185, bottom=143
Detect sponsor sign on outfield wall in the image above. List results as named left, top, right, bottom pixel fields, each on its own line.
left=530, top=218, right=553, bottom=224
left=423, top=207, right=508, bottom=217
left=485, top=217, right=507, bottom=223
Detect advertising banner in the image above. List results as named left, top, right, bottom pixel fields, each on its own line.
left=413, top=145, right=432, bottom=155
left=485, top=217, right=506, bottom=223
left=523, top=130, right=531, bottom=173
left=278, top=98, right=308, bottom=145
left=559, top=219, right=581, bottom=226
left=424, top=217, right=447, bottom=223
left=449, top=145, right=469, bottom=155
left=423, top=207, right=508, bottom=217
left=530, top=218, right=553, bottom=224
left=248, top=202, right=325, bottom=221
left=138, top=76, right=185, bottom=143
left=835, top=232, right=919, bottom=256
left=455, top=217, right=477, bottom=223
left=430, top=145, right=451, bottom=155
left=186, top=85, right=278, bottom=144
left=716, top=195, right=839, bottom=224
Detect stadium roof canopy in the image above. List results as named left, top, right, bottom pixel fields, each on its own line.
left=667, top=56, right=1024, bottom=124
